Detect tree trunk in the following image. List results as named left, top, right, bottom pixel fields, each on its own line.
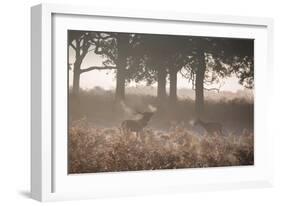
left=115, top=61, right=126, bottom=101
left=72, top=61, right=82, bottom=96
left=169, top=69, right=177, bottom=103
left=195, top=51, right=206, bottom=118
left=115, top=34, right=128, bottom=101
left=157, top=68, right=167, bottom=101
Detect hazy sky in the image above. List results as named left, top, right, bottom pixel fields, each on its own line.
left=68, top=47, right=246, bottom=92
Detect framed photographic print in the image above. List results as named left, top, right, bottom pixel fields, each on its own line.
left=31, top=3, right=274, bottom=201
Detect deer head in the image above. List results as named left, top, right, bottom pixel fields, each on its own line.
left=138, top=111, right=154, bottom=121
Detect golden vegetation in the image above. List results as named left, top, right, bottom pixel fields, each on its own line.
left=69, top=118, right=254, bottom=174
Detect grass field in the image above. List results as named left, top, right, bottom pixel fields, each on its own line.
left=68, top=89, right=254, bottom=174
left=68, top=118, right=254, bottom=174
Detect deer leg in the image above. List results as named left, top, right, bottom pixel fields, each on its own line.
left=121, top=128, right=126, bottom=136
left=123, top=128, right=130, bottom=138
left=121, top=127, right=125, bottom=136
left=140, top=129, right=146, bottom=143
left=219, top=128, right=223, bottom=136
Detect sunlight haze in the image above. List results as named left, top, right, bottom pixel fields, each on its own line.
left=69, top=48, right=245, bottom=92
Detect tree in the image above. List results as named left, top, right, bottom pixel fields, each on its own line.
left=68, top=31, right=117, bottom=96
left=221, top=39, right=254, bottom=88
left=180, top=37, right=254, bottom=118
left=167, top=44, right=191, bottom=104
left=69, top=31, right=138, bottom=101
left=115, top=34, right=130, bottom=101
left=195, top=49, right=206, bottom=117
left=128, top=34, right=189, bottom=102
left=129, top=34, right=169, bottom=101
left=89, top=32, right=136, bottom=101
left=68, top=31, right=91, bottom=96
left=144, top=36, right=169, bottom=101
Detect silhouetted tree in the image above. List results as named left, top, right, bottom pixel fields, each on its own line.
left=68, top=31, right=91, bottom=96
left=128, top=35, right=189, bottom=102
left=221, top=39, right=254, bottom=88
left=115, top=34, right=130, bottom=101
left=167, top=44, right=191, bottom=104
left=69, top=30, right=253, bottom=115
left=68, top=31, right=116, bottom=96
left=180, top=37, right=254, bottom=118
left=89, top=32, right=141, bottom=101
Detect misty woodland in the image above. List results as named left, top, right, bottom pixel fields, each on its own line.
left=68, top=30, right=254, bottom=174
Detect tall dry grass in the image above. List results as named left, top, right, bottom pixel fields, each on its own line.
left=68, top=88, right=254, bottom=173
left=68, top=118, right=254, bottom=174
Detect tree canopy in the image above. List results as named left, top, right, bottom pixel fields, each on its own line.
left=68, top=30, right=254, bottom=115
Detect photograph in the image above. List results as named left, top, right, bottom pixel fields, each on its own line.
left=67, top=30, right=254, bottom=174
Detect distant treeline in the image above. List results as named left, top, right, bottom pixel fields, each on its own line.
left=71, top=86, right=254, bottom=102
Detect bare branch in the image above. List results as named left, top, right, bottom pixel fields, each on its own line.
left=78, top=33, right=86, bottom=42
left=75, top=37, right=81, bottom=51
left=69, top=42, right=76, bottom=50
left=80, top=43, right=91, bottom=59
left=179, top=70, right=189, bottom=79
left=94, top=46, right=116, bottom=62
left=80, top=66, right=117, bottom=73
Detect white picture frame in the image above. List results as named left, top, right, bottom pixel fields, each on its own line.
left=31, top=3, right=274, bottom=202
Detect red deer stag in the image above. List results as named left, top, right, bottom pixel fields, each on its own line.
left=121, top=111, right=154, bottom=138
left=194, top=119, right=223, bottom=136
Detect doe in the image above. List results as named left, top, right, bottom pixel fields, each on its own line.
left=194, top=119, right=223, bottom=136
